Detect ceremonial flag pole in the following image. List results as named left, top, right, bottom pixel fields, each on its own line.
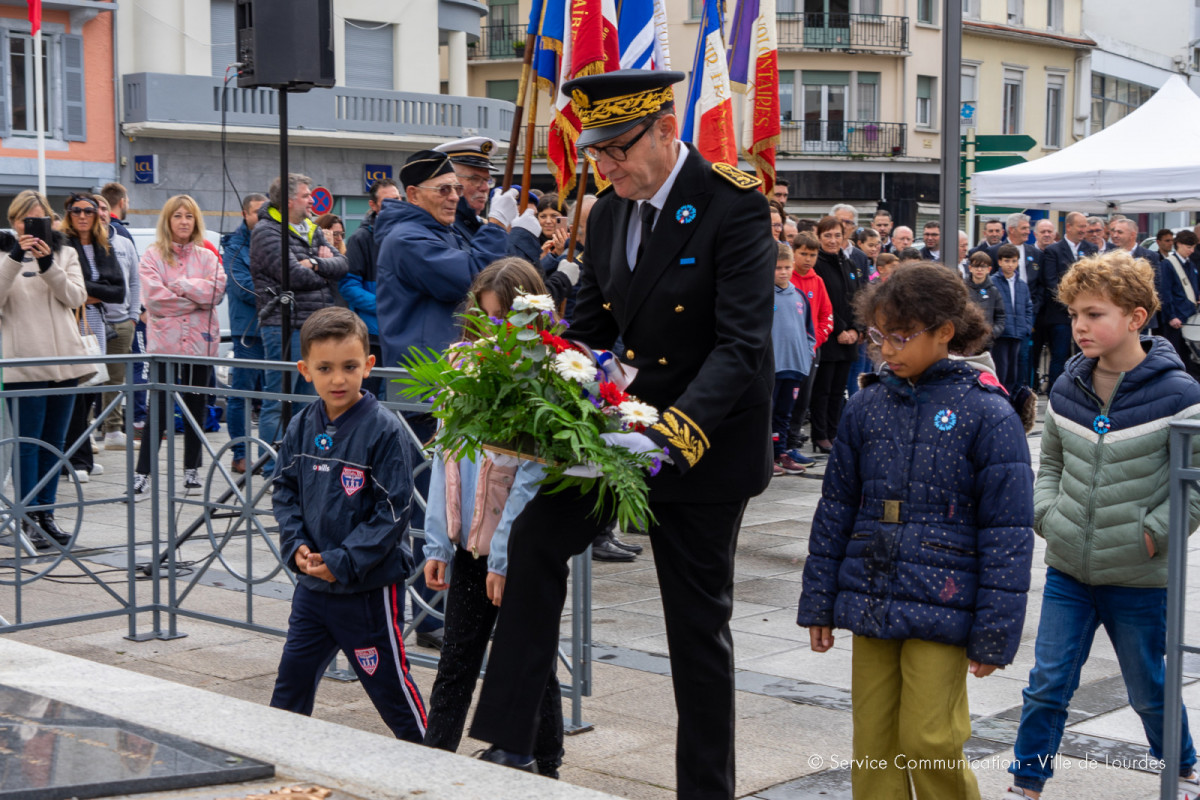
left=727, top=0, right=780, bottom=192
left=503, top=0, right=545, bottom=191
left=29, top=0, right=45, bottom=195
left=681, top=0, right=738, bottom=166
left=520, top=83, right=539, bottom=214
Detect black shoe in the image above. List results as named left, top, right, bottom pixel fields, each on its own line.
left=416, top=630, right=445, bottom=651
left=478, top=745, right=537, bottom=773
left=33, top=512, right=71, bottom=546
left=610, top=533, right=643, bottom=555
left=20, top=519, right=52, bottom=551
left=592, top=537, right=636, bottom=562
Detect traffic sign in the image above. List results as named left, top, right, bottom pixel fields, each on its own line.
left=974, top=154, right=1027, bottom=171
left=311, top=186, right=333, bottom=215
left=970, top=134, right=1036, bottom=153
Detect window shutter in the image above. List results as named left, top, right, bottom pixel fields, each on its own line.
left=344, top=22, right=394, bottom=91
left=61, top=33, right=85, bottom=141
left=211, top=0, right=237, bottom=78
left=0, top=34, right=10, bottom=138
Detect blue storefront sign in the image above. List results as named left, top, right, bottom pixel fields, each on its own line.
left=133, top=155, right=158, bottom=185
left=364, top=164, right=392, bottom=193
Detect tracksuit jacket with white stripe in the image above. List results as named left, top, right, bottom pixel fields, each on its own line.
left=272, top=391, right=414, bottom=593
left=1037, top=336, right=1200, bottom=588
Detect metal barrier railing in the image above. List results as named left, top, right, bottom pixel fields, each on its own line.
left=1162, top=419, right=1200, bottom=798
left=0, top=352, right=593, bottom=730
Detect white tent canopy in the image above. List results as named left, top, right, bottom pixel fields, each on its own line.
left=971, top=75, right=1200, bottom=213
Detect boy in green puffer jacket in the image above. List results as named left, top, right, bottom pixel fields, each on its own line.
left=1005, top=250, right=1200, bottom=800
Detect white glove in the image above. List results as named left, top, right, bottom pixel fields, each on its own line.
left=601, top=432, right=665, bottom=459
left=511, top=207, right=542, bottom=238
left=488, top=187, right=520, bottom=228
left=557, top=258, right=581, bottom=286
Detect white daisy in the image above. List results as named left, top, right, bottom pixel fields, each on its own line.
left=552, top=349, right=595, bottom=383
left=511, top=292, right=555, bottom=312
left=618, top=400, right=659, bottom=427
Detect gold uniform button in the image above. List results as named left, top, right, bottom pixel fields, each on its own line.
left=658, top=357, right=668, bottom=365
left=603, top=302, right=612, bottom=311
left=675, top=305, right=684, bottom=313
left=626, top=349, right=635, bottom=360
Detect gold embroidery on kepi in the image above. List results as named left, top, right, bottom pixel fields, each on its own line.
left=650, top=407, right=708, bottom=467
left=575, top=86, right=675, bottom=131
left=712, top=162, right=763, bottom=190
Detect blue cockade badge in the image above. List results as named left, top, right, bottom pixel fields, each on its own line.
left=1093, top=414, right=1112, bottom=435
left=675, top=204, right=697, bottom=224
left=315, top=432, right=334, bottom=451
left=934, top=409, right=958, bottom=431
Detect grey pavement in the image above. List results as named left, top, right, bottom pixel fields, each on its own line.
left=2, top=408, right=1199, bottom=799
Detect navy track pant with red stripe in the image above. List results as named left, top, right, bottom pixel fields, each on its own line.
left=270, top=582, right=427, bottom=742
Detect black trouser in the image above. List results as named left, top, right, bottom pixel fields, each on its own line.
left=136, top=362, right=211, bottom=474
left=64, top=392, right=97, bottom=473
left=1164, top=326, right=1200, bottom=379
left=788, top=353, right=818, bottom=448
left=424, top=547, right=563, bottom=773
left=469, top=487, right=747, bottom=800
left=809, top=358, right=852, bottom=443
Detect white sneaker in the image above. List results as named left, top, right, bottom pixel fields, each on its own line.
left=129, top=473, right=149, bottom=502
left=89, top=463, right=104, bottom=477
left=72, top=469, right=89, bottom=483
left=1180, top=774, right=1200, bottom=800
left=104, top=431, right=127, bottom=450
left=1002, top=789, right=1030, bottom=799
left=183, top=469, right=201, bottom=491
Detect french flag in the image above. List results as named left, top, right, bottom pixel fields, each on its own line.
left=681, top=0, right=738, bottom=166
left=618, top=0, right=671, bottom=70
left=728, top=0, right=781, bottom=191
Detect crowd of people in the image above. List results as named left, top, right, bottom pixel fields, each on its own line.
left=8, top=62, right=1200, bottom=800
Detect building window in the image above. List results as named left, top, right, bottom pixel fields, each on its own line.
left=780, top=71, right=795, bottom=121
left=689, top=0, right=704, bottom=20
left=1046, top=0, right=1063, bottom=31
left=918, top=0, right=936, bottom=24
left=1006, top=0, right=1023, bottom=25
left=344, top=21, right=394, bottom=91
left=916, top=75, right=935, bottom=128
left=961, top=63, right=978, bottom=127
left=1002, top=69, right=1023, bottom=134
left=2, top=30, right=85, bottom=141
left=1090, top=73, right=1154, bottom=134
left=210, top=0, right=236, bottom=78
left=854, top=0, right=882, bottom=14
left=486, top=79, right=519, bottom=103
left=856, top=72, right=879, bottom=120
left=1045, top=73, right=1064, bottom=147
left=961, top=0, right=980, bottom=18
left=487, top=0, right=518, bottom=28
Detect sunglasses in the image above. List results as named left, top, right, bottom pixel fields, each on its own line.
left=68, top=207, right=96, bottom=216
left=418, top=183, right=466, bottom=198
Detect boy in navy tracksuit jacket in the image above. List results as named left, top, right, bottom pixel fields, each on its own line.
left=269, top=307, right=427, bottom=742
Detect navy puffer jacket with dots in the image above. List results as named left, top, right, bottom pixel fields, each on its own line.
left=796, top=358, right=1035, bottom=666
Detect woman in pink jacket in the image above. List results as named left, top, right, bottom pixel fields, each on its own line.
left=132, top=195, right=226, bottom=500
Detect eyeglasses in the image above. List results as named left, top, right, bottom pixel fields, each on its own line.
left=68, top=207, right=96, bottom=217
left=866, top=324, right=935, bottom=351
left=417, top=183, right=465, bottom=198
left=581, top=120, right=653, bottom=163
left=460, top=175, right=496, bottom=189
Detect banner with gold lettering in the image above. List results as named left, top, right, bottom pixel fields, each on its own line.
left=727, top=0, right=780, bottom=192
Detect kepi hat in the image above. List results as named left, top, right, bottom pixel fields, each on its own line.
left=562, top=69, right=684, bottom=149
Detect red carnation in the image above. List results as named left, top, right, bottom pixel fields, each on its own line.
left=598, top=380, right=628, bottom=407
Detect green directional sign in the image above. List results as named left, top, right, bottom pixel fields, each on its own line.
left=970, top=134, right=1037, bottom=153
left=975, top=154, right=1027, bottom=171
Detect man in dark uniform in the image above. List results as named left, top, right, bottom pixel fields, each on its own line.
left=468, top=69, right=775, bottom=799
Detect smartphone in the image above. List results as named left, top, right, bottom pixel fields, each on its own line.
left=555, top=217, right=569, bottom=233
left=23, top=216, right=51, bottom=243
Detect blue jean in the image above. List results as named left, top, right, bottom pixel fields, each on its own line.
left=1047, top=323, right=1073, bottom=389
left=1010, top=567, right=1196, bottom=792
left=845, top=344, right=871, bottom=399
left=228, top=335, right=265, bottom=461
left=772, top=376, right=803, bottom=457
left=258, top=325, right=314, bottom=463
left=7, top=381, right=76, bottom=509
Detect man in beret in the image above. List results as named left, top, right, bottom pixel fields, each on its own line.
left=375, top=150, right=516, bottom=649
left=469, top=69, right=775, bottom=799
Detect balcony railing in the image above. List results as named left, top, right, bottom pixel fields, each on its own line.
left=777, top=12, right=908, bottom=53
left=778, top=120, right=906, bottom=157
left=122, top=73, right=514, bottom=142
left=469, top=23, right=527, bottom=60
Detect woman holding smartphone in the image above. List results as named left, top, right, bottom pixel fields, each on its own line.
left=0, top=190, right=95, bottom=550
left=62, top=192, right=125, bottom=482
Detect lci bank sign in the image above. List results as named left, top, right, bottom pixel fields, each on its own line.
left=133, top=155, right=158, bottom=185
left=364, top=163, right=392, bottom=193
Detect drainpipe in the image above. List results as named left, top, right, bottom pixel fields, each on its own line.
left=111, top=7, right=121, bottom=191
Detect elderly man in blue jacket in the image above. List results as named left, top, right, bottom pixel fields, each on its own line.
left=374, top=150, right=515, bottom=650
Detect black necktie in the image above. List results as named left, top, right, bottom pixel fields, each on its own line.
left=635, top=203, right=656, bottom=266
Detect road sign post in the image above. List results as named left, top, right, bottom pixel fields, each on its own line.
left=960, top=133, right=1035, bottom=239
